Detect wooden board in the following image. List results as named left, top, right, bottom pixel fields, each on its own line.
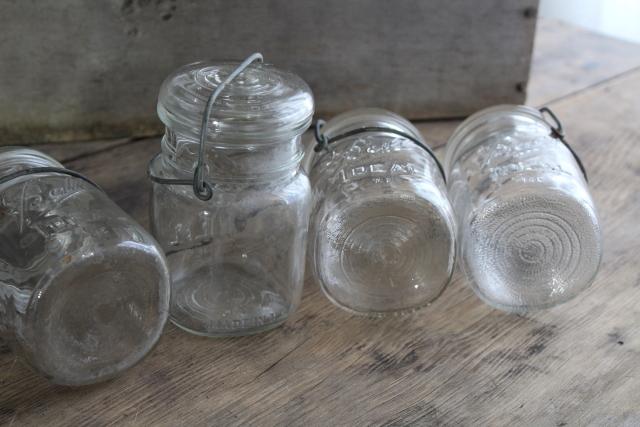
left=0, top=0, right=537, bottom=144
left=1, top=21, right=640, bottom=426
left=527, top=18, right=640, bottom=106
left=410, top=17, right=640, bottom=151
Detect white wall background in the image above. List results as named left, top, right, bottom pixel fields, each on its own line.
left=540, top=0, right=640, bottom=43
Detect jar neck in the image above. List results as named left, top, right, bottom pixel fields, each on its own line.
left=160, top=128, right=304, bottom=182
left=0, top=147, right=62, bottom=178
left=444, top=105, right=551, bottom=175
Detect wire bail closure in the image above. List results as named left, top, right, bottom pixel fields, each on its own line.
left=539, top=106, right=588, bottom=182
left=0, top=167, right=102, bottom=191
left=313, top=120, right=329, bottom=153
left=148, top=52, right=264, bottom=201
left=313, top=120, right=447, bottom=183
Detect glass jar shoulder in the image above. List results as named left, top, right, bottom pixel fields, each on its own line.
left=448, top=131, right=585, bottom=203
left=309, top=137, right=453, bottom=230
left=310, top=136, right=441, bottom=191
left=152, top=169, right=310, bottom=206
left=0, top=176, right=157, bottom=288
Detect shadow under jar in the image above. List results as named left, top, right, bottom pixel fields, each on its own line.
left=149, top=60, right=313, bottom=337
left=306, top=109, right=456, bottom=316
left=0, top=148, right=170, bottom=386
left=445, top=105, right=602, bottom=313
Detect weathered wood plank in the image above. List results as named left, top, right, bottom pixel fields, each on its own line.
left=527, top=19, right=640, bottom=106
left=6, top=18, right=638, bottom=153
left=0, top=0, right=537, bottom=144
left=29, top=138, right=134, bottom=164
left=1, top=52, right=639, bottom=427
left=414, top=19, right=640, bottom=152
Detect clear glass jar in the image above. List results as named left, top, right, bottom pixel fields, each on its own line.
left=0, top=147, right=170, bottom=386
left=149, top=60, right=313, bottom=336
left=305, top=108, right=456, bottom=316
left=445, top=105, right=602, bottom=312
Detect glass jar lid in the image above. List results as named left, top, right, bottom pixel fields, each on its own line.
left=157, top=61, right=314, bottom=144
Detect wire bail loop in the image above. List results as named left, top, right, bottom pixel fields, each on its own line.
left=313, top=120, right=329, bottom=153
left=539, top=106, right=588, bottom=182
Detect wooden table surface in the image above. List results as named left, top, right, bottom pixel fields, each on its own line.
left=2, top=19, right=640, bottom=426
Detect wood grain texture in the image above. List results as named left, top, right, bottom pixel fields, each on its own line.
left=1, top=22, right=640, bottom=427
left=0, top=0, right=537, bottom=144
left=416, top=18, right=640, bottom=156
left=527, top=18, right=640, bottom=106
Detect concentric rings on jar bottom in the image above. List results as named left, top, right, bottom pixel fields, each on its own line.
left=464, top=190, right=602, bottom=312
left=314, top=194, right=455, bottom=315
left=170, top=260, right=291, bottom=336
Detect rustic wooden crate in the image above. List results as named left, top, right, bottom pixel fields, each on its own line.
left=0, top=0, right=538, bottom=144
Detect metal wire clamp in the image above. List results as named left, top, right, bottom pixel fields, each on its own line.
left=147, top=52, right=264, bottom=201
left=539, top=106, right=588, bottom=182
left=313, top=120, right=447, bottom=183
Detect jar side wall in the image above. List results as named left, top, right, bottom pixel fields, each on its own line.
left=0, top=175, right=170, bottom=385
left=446, top=107, right=602, bottom=312
left=0, top=149, right=73, bottom=340
left=307, top=110, right=456, bottom=315
left=150, top=171, right=311, bottom=336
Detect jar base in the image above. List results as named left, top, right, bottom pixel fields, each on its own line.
left=313, top=193, right=455, bottom=315
left=23, top=246, right=168, bottom=386
left=169, top=261, right=294, bottom=337
left=463, top=186, right=602, bottom=311
left=169, top=317, right=287, bottom=338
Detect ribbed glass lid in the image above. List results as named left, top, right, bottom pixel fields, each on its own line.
left=157, top=61, right=314, bottom=144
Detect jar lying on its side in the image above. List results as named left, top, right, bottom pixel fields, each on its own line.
left=445, top=105, right=602, bottom=312
left=149, top=58, right=313, bottom=336
left=305, top=108, right=456, bottom=316
left=0, top=148, right=170, bottom=386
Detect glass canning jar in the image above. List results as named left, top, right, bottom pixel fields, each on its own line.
left=149, top=57, right=314, bottom=337
left=305, top=108, right=456, bottom=316
left=445, top=105, right=602, bottom=312
left=0, top=147, right=170, bottom=386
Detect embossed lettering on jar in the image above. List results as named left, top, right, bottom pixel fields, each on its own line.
left=445, top=105, right=602, bottom=312
left=306, top=109, right=456, bottom=315
left=0, top=148, right=170, bottom=386
left=149, top=60, right=313, bottom=336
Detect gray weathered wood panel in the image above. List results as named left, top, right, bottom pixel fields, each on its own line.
left=0, top=0, right=538, bottom=144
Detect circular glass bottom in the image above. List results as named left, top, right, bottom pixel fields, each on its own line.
left=27, top=247, right=168, bottom=386
left=314, top=193, right=455, bottom=315
left=464, top=188, right=602, bottom=312
left=170, top=261, right=292, bottom=337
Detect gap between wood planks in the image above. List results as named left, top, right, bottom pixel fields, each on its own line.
left=57, top=135, right=154, bottom=164
left=538, top=64, right=640, bottom=108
